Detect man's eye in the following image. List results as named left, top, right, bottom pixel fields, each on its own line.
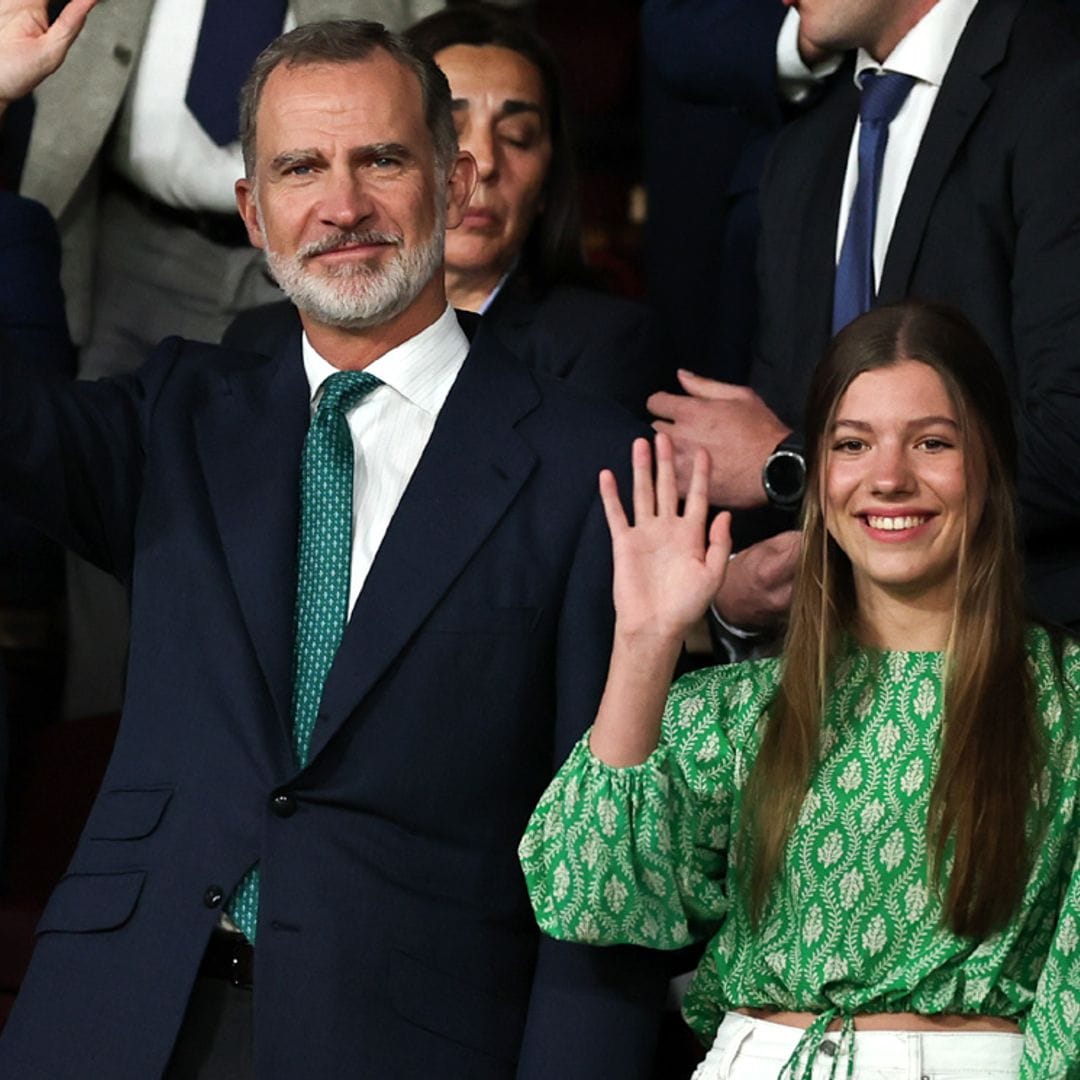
left=284, top=164, right=312, bottom=176
left=372, top=156, right=400, bottom=168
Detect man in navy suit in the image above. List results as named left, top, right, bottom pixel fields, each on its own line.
left=0, top=12, right=664, bottom=1079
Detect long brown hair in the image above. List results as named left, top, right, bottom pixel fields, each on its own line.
left=741, top=301, right=1041, bottom=939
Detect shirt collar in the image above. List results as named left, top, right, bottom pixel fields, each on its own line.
left=854, top=0, right=979, bottom=88
left=301, top=304, right=469, bottom=417
left=477, top=269, right=513, bottom=315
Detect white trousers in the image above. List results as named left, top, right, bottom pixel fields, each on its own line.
left=693, top=1013, right=1023, bottom=1080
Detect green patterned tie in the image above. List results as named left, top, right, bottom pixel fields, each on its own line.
left=227, top=370, right=382, bottom=943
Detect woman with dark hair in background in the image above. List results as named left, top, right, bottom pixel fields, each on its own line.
left=403, top=4, right=669, bottom=417
left=406, top=2, right=588, bottom=308
left=521, top=301, right=1080, bottom=1079
left=225, top=3, right=669, bottom=418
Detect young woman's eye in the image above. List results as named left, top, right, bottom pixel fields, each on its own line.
left=832, top=438, right=866, bottom=453
left=918, top=437, right=954, bottom=452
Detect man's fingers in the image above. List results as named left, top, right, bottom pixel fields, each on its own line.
left=40, top=0, right=94, bottom=67
left=50, top=0, right=96, bottom=40
left=646, top=391, right=688, bottom=424
left=675, top=369, right=749, bottom=402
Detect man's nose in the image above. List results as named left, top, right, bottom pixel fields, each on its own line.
left=319, top=172, right=374, bottom=229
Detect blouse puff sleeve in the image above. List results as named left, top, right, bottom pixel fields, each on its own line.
left=519, top=663, right=757, bottom=952
left=1019, top=638, right=1080, bottom=1080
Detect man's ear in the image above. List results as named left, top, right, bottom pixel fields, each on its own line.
left=235, top=177, right=266, bottom=250
left=444, top=150, right=477, bottom=230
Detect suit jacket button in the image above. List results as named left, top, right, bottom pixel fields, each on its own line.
left=204, top=886, right=224, bottom=908
left=271, top=793, right=297, bottom=818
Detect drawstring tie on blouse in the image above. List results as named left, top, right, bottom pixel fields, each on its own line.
left=779, top=1008, right=856, bottom=1080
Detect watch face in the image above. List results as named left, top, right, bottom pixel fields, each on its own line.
left=765, top=449, right=806, bottom=506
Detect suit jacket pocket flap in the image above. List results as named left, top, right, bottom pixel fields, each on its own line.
left=37, top=870, right=146, bottom=934
left=86, top=787, right=173, bottom=840
left=389, top=948, right=525, bottom=1064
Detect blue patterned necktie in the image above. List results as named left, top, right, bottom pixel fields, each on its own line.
left=831, top=71, right=917, bottom=335
left=185, top=0, right=287, bottom=146
left=227, top=369, right=382, bottom=943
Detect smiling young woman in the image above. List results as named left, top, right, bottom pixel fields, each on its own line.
left=520, top=301, right=1080, bottom=1080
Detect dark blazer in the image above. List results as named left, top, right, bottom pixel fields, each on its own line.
left=0, top=193, right=74, bottom=607
left=0, top=319, right=665, bottom=1078
left=0, top=193, right=76, bottom=867
left=225, top=283, right=670, bottom=418
left=752, top=0, right=1080, bottom=626
left=641, top=0, right=787, bottom=381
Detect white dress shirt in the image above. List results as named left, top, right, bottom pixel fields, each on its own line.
left=834, top=0, right=978, bottom=285
left=301, top=305, right=470, bottom=616
left=110, top=0, right=296, bottom=211
left=776, top=0, right=978, bottom=287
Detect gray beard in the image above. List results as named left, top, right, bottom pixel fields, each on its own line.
left=259, top=209, right=446, bottom=331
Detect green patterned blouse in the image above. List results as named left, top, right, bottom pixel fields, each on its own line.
left=520, top=628, right=1080, bottom=1080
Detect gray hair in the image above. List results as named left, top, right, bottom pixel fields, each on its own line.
left=239, top=19, right=458, bottom=177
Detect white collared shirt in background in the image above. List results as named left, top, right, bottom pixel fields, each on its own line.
left=776, top=0, right=978, bottom=289
left=301, top=305, right=470, bottom=616
left=110, top=0, right=297, bottom=212
left=836, top=0, right=978, bottom=286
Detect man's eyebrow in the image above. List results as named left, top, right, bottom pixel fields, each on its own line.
left=355, top=141, right=414, bottom=162
left=268, top=148, right=322, bottom=173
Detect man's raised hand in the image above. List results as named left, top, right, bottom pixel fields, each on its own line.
left=0, top=0, right=96, bottom=112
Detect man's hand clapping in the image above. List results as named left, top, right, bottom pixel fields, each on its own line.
left=648, top=369, right=791, bottom=509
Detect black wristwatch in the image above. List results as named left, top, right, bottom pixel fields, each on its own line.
left=761, top=437, right=806, bottom=511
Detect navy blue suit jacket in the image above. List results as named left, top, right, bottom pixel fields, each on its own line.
left=0, top=192, right=73, bottom=604
left=753, top=0, right=1080, bottom=626
left=0, top=318, right=665, bottom=1078
left=0, top=192, right=75, bottom=867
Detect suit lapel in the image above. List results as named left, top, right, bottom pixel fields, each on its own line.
left=879, top=0, right=1018, bottom=302
left=801, top=89, right=856, bottom=348
left=196, top=331, right=309, bottom=738
left=306, top=329, right=540, bottom=763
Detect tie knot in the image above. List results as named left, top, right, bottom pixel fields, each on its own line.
left=858, top=71, right=916, bottom=125
left=317, top=370, right=382, bottom=416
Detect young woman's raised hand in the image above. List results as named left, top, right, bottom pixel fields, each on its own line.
left=599, top=434, right=731, bottom=643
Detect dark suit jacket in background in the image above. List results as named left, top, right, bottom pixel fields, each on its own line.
left=0, top=318, right=665, bottom=1078
left=225, top=282, right=671, bottom=418
left=641, top=0, right=787, bottom=382
left=752, top=0, right=1080, bottom=626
